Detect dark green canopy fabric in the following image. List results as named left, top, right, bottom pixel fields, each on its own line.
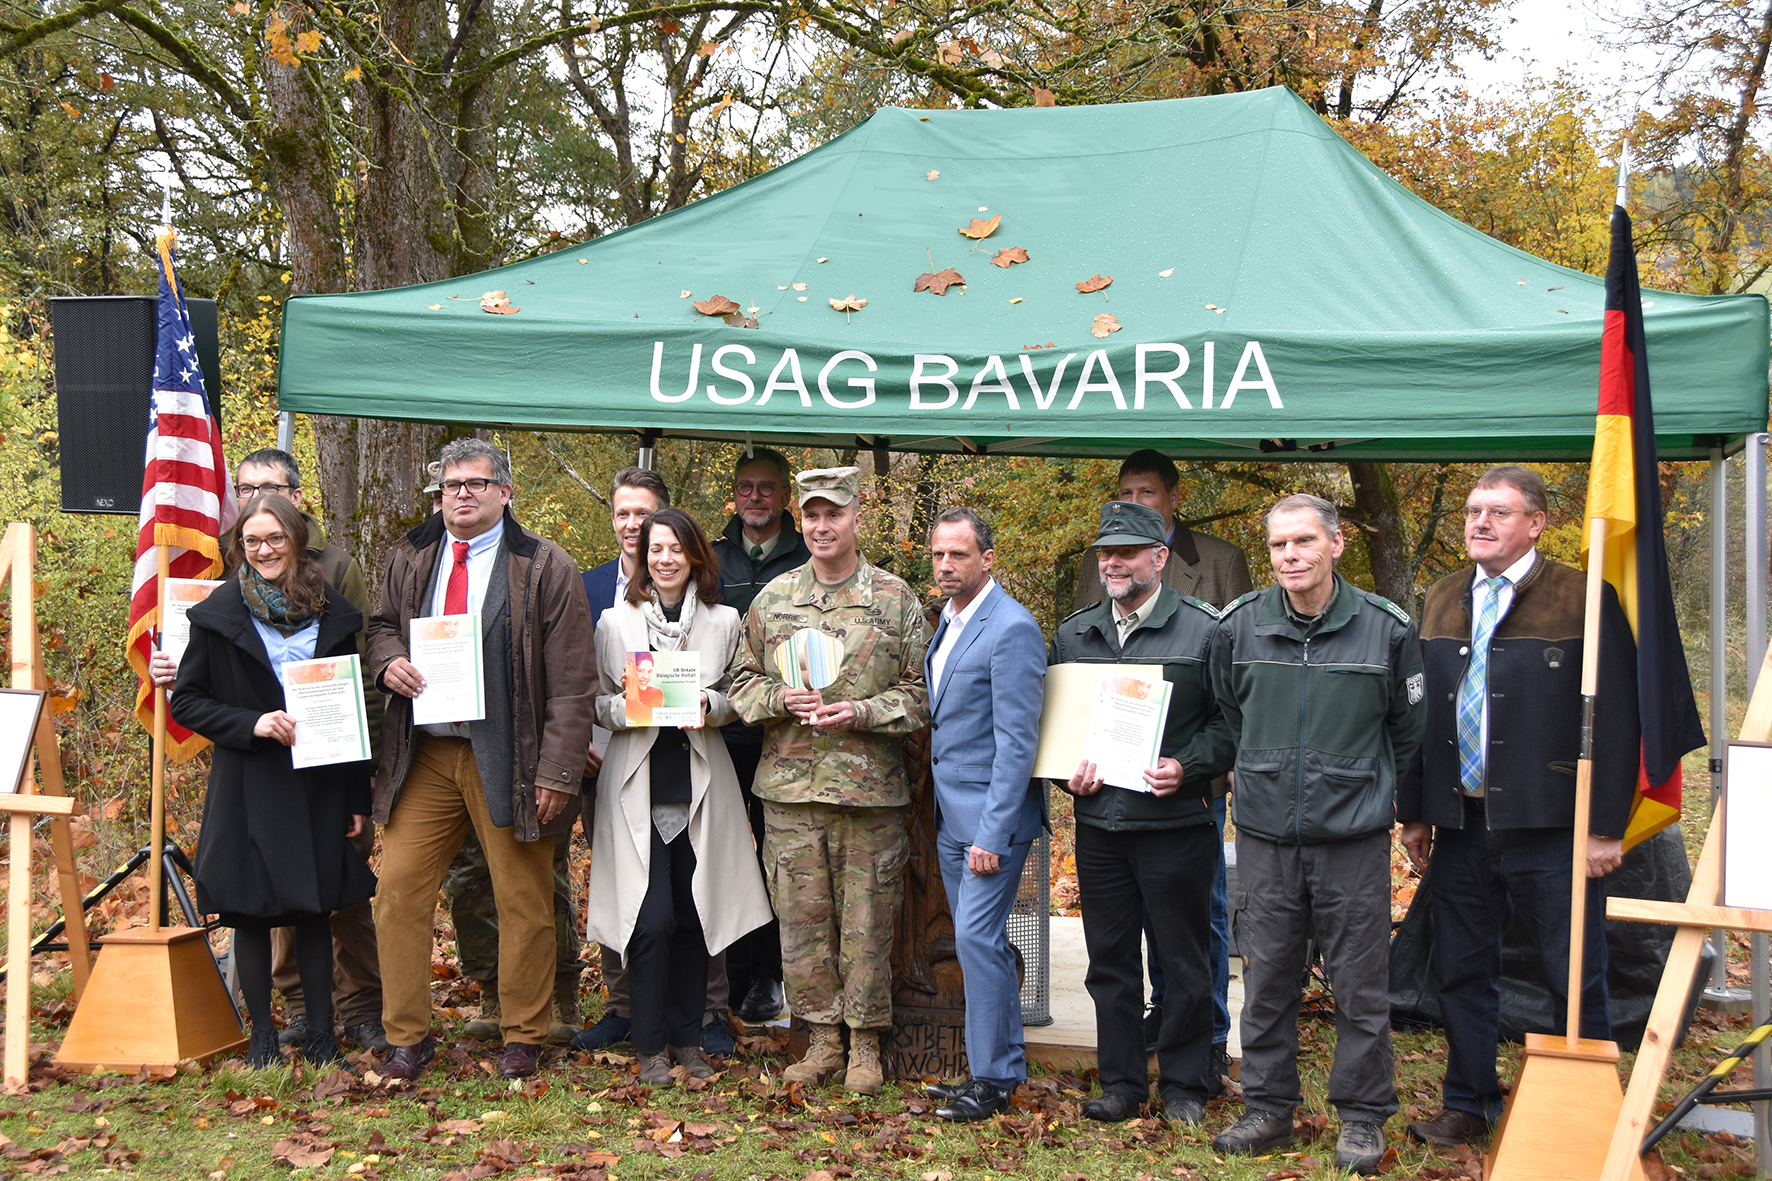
left=278, top=87, right=1769, bottom=461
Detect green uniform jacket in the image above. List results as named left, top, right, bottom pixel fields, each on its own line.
left=1048, top=585, right=1236, bottom=831
left=727, top=558, right=930, bottom=807
left=1211, top=575, right=1427, bottom=845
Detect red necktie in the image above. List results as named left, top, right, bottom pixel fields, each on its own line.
left=445, top=541, right=470, bottom=615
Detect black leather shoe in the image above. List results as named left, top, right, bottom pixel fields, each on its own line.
left=1082, top=1090, right=1144, bottom=1122
left=246, top=1025, right=283, bottom=1069
left=344, top=1018, right=392, bottom=1053
left=302, top=1030, right=345, bottom=1068
left=925, top=1080, right=967, bottom=1101
left=1142, top=1005, right=1163, bottom=1053
left=570, top=1013, right=630, bottom=1051
left=701, top=1018, right=737, bottom=1056
left=499, top=1042, right=543, bottom=1079
left=277, top=1012, right=311, bottom=1048
left=736, top=977, right=786, bottom=1024
left=1407, top=1107, right=1491, bottom=1147
left=1206, top=1042, right=1231, bottom=1099
left=1163, top=1094, right=1205, bottom=1125
left=937, top=1080, right=1011, bottom=1121
left=381, top=1034, right=436, bottom=1080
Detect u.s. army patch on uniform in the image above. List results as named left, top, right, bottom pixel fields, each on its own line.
left=1407, top=673, right=1424, bottom=704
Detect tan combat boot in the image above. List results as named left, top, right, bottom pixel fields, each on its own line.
left=547, top=975, right=583, bottom=1045
left=463, top=987, right=501, bottom=1040
left=782, top=1023, right=845, bottom=1086
left=845, top=1028, right=883, bottom=1096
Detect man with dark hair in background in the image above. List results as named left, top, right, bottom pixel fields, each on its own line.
left=709, top=447, right=810, bottom=1024
left=1072, top=448, right=1252, bottom=1090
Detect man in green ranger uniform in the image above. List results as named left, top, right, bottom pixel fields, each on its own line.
left=728, top=466, right=930, bottom=1096
left=1209, top=494, right=1426, bottom=1175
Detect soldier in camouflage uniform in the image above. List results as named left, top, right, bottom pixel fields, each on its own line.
left=728, top=467, right=930, bottom=1095
left=445, top=829, right=582, bottom=1043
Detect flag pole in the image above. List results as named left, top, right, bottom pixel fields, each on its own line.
left=149, top=543, right=168, bottom=935
left=1570, top=517, right=1608, bottom=1047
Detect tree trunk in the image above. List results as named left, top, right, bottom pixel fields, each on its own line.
left=1347, top=461, right=1414, bottom=609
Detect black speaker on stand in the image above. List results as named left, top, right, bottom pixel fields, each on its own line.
left=48, top=296, right=221, bottom=515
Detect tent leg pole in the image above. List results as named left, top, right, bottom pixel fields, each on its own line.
left=1709, top=448, right=1730, bottom=990
left=276, top=411, right=293, bottom=453
left=1751, top=433, right=1770, bottom=1176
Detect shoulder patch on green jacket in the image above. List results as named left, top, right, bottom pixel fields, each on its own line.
left=1180, top=595, right=1222, bottom=619
left=1220, top=590, right=1262, bottom=616
left=1058, top=603, right=1098, bottom=625
left=1362, top=591, right=1412, bottom=626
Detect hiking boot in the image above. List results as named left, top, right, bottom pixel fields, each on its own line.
left=671, top=1044, right=715, bottom=1079
left=638, top=1050, right=674, bottom=1087
left=464, top=987, right=501, bottom=1040
left=782, top=1022, right=845, bottom=1086
left=1407, top=1107, right=1490, bottom=1147
left=547, top=978, right=583, bottom=1046
left=844, top=1028, right=883, bottom=1096
left=277, top=1011, right=310, bottom=1048
left=1335, top=1120, right=1387, bottom=1175
left=1212, top=1108, right=1294, bottom=1155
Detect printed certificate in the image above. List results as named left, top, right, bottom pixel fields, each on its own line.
left=410, top=613, right=486, bottom=725
left=283, top=655, right=372, bottom=769
left=1033, top=663, right=1171, bottom=788
left=1080, top=669, right=1174, bottom=792
left=626, top=651, right=700, bottom=727
left=161, top=579, right=222, bottom=662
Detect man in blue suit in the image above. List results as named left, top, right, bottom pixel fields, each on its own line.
left=920, top=507, right=1047, bottom=1121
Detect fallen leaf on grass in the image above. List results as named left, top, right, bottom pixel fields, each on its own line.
left=272, top=1138, right=334, bottom=1168
left=1076, top=273, right=1112, bottom=293
left=1091, top=313, right=1122, bottom=337
left=990, top=247, right=1029, bottom=268
left=959, top=215, right=1001, bottom=240
left=691, top=295, right=741, bottom=316
left=829, top=294, right=867, bottom=311
left=914, top=268, right=965, bottom=296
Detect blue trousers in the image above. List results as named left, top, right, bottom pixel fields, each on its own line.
left=1146, top=796, right=1231, bottom=1044
left=1429, top=796, right=1611, bottom=1122
left=936, top=831, right=1033, bottom=1088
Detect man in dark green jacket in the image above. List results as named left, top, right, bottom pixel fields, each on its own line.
left=1209, top=494, right=1426, bottom=1175
left=1050, top=502, right=1235, bottom=1126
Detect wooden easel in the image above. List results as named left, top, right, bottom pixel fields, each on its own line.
left=55, top=541, right=244, bottom=1072
left=1485, top=518, right=1645, bottom=1181
left=1595, top=643, right=1772, bottom=1180
left=0, top=523, right=94, bottom=1093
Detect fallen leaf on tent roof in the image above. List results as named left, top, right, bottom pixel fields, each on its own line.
left=1009, top=297, right=1023, bottom=304
left=1547, top=285, right=1564, bottom=291
left=1034, top=87, right=1056, bottom=107
left=1204, top=303, right=1218, bottom=310
left=680, top=290, right=691, bottom=298
left=990, top=246, right=1029, bottom=268
left=792, top=282, right=807, bottom=291
left=1516, top=279, right=1526, bottom=285
left=480, top=290, right=519, bottom=314
left=426, top=304, right=442, bottom=310
left=919, top=115, right=930, bottom=121
left=1023, top=342, right=1055, bottom=350
left=747, top=305, right=760, bottom=314
left=1091, top=313, right=1122, bottom=337
left=1215, top=308, right=1226, bottom=314
left=578, top=258, right=588, bottom=264
left=692, top=295, right=741, bottom=316
left=978, top=206, right=989, bottom=212
left=1158, top=268, right=1174, bottom=277
left=959, top=215, right=1001, bottom=240
left=1076, top=273, right=1112, bottom=293
left=829, top=294, right=867, bottom=311
left=926, top=170, right=941, bottom=181
left=724, top=312, right=760, bottom=328
left=778, top=284, right=789, bottom=290
left=914, top=268, right=965, bottom=295
left=817, top=256, right=828, bottom=263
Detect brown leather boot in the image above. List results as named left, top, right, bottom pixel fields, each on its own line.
left=844, top=1028, right=883, bottom=1096
left=782, top=1023, right=845, bottom=1086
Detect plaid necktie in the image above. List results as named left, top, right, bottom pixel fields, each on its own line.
left=1456, top=576, right=1508, bottom=793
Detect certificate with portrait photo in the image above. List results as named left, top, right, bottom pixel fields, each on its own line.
left=0, top=689, right=46, bottom=795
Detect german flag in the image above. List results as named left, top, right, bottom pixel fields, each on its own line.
left=1581, top=205, right=1707, bottom=850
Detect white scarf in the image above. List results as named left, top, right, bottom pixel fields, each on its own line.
left=640, top=581, right=697, bottom=651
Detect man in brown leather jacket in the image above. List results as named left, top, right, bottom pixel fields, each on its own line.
left=367, top=438, right=597, bottom=1081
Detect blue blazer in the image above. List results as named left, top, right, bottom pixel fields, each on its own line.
left=926, top=583, right=1048, bottom=854
left=583, top=558, right=622, bottom=632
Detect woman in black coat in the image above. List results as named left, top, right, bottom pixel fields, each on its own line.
left=169, top=494, right=377, bottom=1068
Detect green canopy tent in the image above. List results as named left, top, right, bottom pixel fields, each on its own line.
left=278, top=86, right=1768, bottom=461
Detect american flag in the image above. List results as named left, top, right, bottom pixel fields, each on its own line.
left=123, top=230, right=236, bottom=759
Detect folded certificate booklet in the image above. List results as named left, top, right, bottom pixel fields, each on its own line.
left=1032, top=663, right=1172, bottom=790
left=283, top=654, right=372, bottom=769
left=410, top=613, right=486, bottom=726
left=627, top=651, right=700, bottom=727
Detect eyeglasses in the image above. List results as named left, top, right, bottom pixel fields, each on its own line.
left=734, top=481, right=780, bottom=497
left=236, top=482, right=295, bottom=497
left=1464, top=506, right=1525, bottom=523
left=440, top=478, right=499, bottom=496
left=241, top=533, right=290, bottom=551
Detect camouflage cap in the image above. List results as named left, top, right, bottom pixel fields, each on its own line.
left=1094, top=500, right=1168, bottom=547
left=797, top=465, right=862, bottom=508
left=423, top=460, right=442, bottom=495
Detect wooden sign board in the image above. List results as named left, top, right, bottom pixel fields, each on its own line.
left=0, top=690, right=45, bottom=796
left=1723, top=740, right=1772, bottom=910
